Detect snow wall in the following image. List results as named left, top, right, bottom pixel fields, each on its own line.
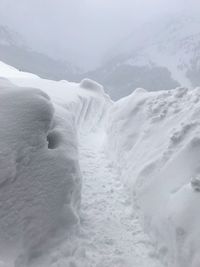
left=106, top=87, right=200, bottom=267
left=2, top=60, right=200, bottom=267
left=0, top=62, right=111, bottom=266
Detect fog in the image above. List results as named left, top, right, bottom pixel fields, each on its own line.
left=0, top=0, right=199, bottom=70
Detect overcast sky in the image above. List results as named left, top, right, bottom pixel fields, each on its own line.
left=0, top=0, right=199, bottom=70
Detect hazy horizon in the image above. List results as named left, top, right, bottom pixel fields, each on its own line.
left=0, top=0, right=200, bottom=70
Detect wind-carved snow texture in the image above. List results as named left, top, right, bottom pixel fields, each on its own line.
left=1, top=61, right=200, bottom=267
left=106, top=87, right=200, bottom=267
left=0, top=64, right=164, bottom=267
left=0, top=68, right=114, bottom=266
left=0, top=83, right=82, bottom=266
left=30, top=131, right=164, bottom=267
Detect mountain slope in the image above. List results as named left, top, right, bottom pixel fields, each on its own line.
left=84, top=16, right=200, bottom=100
left=0, top=25, right=79, bottom=81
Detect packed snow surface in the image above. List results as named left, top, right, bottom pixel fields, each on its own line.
left=0, top=61, right=200, bottom=267
left=107, top=87, right=200, bottom=267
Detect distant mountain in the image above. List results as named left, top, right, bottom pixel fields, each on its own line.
left=2, top=16, right=200, bottom=101
left=0, top=25, right=80, bottom=81
left=83, top=16, right=200, bottom=100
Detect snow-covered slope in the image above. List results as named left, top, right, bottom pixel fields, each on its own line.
left=0, top=25, right=79, bottom=81
left=2, top=58, right=200, bottom=267
left=121, top=16, right=200, bottom=88
left=0, top=26, right=24, bottom=47
left=0, top=61, right=110, bottom=266
left=84, top=16, right=200, bottom=99
left=106, top=87, right=200, bottom=267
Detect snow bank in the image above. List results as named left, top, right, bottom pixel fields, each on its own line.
left=0, top=62, right=111, bottom=134
left=106, top=87, right=200, bottom=267
left=0, top=63, right=111, bottom=266
left=0, top=82, right=81, bottom=266
left=80, top=78, right=104, bottom=93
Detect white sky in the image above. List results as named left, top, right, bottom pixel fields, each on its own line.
left=0, top=0, right=199, bottom=70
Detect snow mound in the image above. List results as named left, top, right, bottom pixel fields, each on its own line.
left=0, top=62, right=111, bottom=266
left=106, top=87, right=200, bottom=267
left=134, top=87, right=147, bottom=94
left=80, top=78, right=104, bottom=94
left=0, top=83, right=82, bottom=266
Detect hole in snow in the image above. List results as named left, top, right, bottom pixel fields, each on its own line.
left=47, top=130, right=60, bottom=149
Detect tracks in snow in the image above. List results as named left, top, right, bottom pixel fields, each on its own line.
left=32, top=130, right=163, bottom=267
left=78, top=131, right=163, bottom=267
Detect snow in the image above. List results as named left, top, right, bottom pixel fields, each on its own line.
left=106, top=87, right=200, bottom=267
left=78, top=132, right=163, bottom=267
left=104, top=15, right=200, bottom=97
left=0, top=83, right=81, bottom=266
left=1, top=59, right=200, bottom=267
left=28, top=131, right=163, bottom=267
left=0, top=63, right=111, bottom=266
left=80, top=78, right=104, bottom=94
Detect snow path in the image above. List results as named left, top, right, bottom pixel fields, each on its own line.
left=78, top=130, right=163, bottom=267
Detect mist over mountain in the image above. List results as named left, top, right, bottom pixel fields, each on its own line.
left=0, top=25, right=80, bottom=81
left=2, top=14, right=200, bottom=100
left=82, top=15, right=200, bottom=99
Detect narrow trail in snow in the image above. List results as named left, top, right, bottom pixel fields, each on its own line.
left=79, top=130, right=163, bottom=267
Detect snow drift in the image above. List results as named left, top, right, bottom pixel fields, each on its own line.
left=106, top=87, right=200, bottom=267
left=0, top=84, right=80, bottom=265
left=3, top=58, right=200, bottom=267
left=0, top=62, right=110, bottom=266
